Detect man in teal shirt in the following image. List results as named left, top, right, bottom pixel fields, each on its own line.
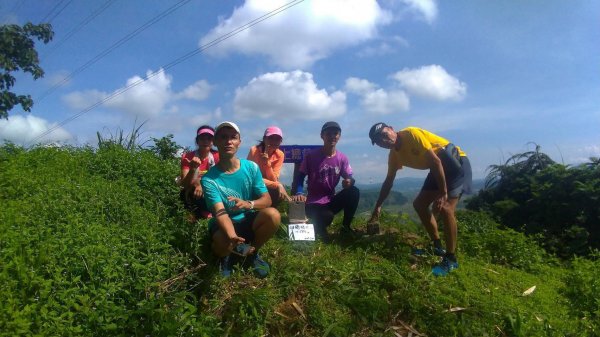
left=202, top=121, right=281, bottom=278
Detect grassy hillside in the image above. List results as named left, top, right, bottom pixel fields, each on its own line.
left=1, top=144, right=598, bottom=336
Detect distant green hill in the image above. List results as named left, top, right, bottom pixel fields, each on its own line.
left=357, top=189, right=408, bottom=214
left=356, top=177, right=485, bottom=193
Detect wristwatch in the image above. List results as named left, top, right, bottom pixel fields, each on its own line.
left=248, top=200, right=254, bottom=210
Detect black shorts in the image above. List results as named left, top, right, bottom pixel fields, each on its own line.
left=208, top=211, right=258, bottom=243
left=422, top=145, right=473, bottom=198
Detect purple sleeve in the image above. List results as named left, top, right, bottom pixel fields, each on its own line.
left=341, top=153, right=353, bottom=179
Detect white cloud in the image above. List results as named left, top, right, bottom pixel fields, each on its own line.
left=64, top=70, right=215, bottom=120
left=0, top=115, right=71, bottom=144
left=362, top=89, right=410, bottom=114
left=234, top=70, right=346, bottom=120
left=392, top=64, right=467, bottom=101
left=106, top=69, right=172, bottom=117
left=400, top=0, right=438, bottom=24
left=345, top=77, right=409, bottom=114
left=189, top=114, right=214, bottom=128
left=62, top=89, right=105, bottom=110
left=200, top=0, right=392, bottom=68
left=345, top=77, right=377, bottom=94
left=175, top=80, right=212, bottom=101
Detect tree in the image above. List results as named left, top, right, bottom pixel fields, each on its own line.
left=149, top=134, right=181, bottom=160
left=1, top=22, right=54, bottom=119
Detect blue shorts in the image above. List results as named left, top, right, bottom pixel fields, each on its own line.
left=422, top=145, right=473, bottom=198
left=208, top=211, right=258, bottom=243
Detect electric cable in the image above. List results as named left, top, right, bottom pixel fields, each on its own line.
left=43, top=0, right=117, bottom=58
left=28, top=0, right=305, bottom=145
left=36, top=0, right=191, bottom=102
left=45, top=0, right=73, bottom=25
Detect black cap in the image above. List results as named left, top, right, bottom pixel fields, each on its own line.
left=369, top=122, right=388, bottom=145
left=321, top=121, right=341, bottom=133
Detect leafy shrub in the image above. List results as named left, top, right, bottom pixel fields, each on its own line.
left=467, top=147, right=600, bottom=258
left=0, top=144, right=212, bottom=336
left=457, top=210, right=551, bottom=272
left=562, top=253, right=600, bottom=335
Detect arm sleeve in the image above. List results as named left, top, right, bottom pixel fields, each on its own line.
left=201, top=176, right=221, bottom=210
left=341, top=154, right=353, bottom=179
left=294, top=172, right=306, bottom=195
left=262, top=150, right=284, bottom=189
left=293, top=152, right=309, bottom=194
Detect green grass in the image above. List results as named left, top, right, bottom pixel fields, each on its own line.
left=1, top=144, right=598, bottom=336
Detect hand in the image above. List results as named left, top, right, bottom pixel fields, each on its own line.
left=260, top=152, right=269, bottom=162
left=369, top=207, right=381, bottom=223
left=227, top=196, right=252, bottom=211
left=433, top=192, right=448, bottom=213
left=292, top=194, right=306, bottom=202
left=278, top=183, right=291, bottom=201
left=184, top=156, right=202, bottom=169
left=342, top=177, right=354, bottom=189
left=227, top=234, right=246, bottom=248
left=193, top=184, right=203, bottom=199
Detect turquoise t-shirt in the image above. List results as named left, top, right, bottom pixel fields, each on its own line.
left=201, top=159, right=267, bottom=223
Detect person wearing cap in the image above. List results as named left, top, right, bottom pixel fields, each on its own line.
left=179, top=125, right=220, bottom=220
left=367, top=123, right=472, bottom=276
left=201, top=121, right=281, bottom=278
left=291, top=121, right=360, bottom=240
left=247, top=126, right=290, bottom=207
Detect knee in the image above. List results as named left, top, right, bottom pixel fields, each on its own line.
left=412, top=199, right=423, bottom=212
left=262, top=207, right=281, bottom=227
left=440, top=203, right=455, bottom=217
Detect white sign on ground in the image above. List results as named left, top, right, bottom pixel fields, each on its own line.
left=288, top=223, right=315, bottom=241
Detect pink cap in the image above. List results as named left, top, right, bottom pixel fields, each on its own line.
left=197, top=128, right=214, bottom=136
left=264, top=126, right=283, bottom=138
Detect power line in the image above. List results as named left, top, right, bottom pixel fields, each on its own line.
left=43, top=0, right=118, bottom=58
left=40, top=0, right=71, bottom=24
left=36, top=0, right=192, bottom=103
left=28, top=0, right=305, bottom=146
left=45, top=0, right=73, bottom=25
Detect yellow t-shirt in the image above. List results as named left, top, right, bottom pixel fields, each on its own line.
left=388, top=127, right=466, bottom=171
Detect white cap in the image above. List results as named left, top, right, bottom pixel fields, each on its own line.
left=215, top=121, right=240, bottom=135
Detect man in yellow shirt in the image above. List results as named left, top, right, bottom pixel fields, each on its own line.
left=368, top=122, right=472, bottom=276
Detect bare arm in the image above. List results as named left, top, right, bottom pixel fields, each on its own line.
left=180, top=157, right=202, bottom=188
left=370, top=168, right=397, bottom=221
left=228, top=191, right=273, bottom=211
left=212, top=202, right=245, bottom=246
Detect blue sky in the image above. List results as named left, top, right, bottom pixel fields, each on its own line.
left=1, top=0, right=599, bottom=184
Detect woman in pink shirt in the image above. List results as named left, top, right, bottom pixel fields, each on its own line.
left=180, top=125, right=220, bottom=220
left=247, top=126, right=290, bottom=207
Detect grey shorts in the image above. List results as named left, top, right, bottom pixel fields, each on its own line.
left=422, top=145, right=473, bottom=198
